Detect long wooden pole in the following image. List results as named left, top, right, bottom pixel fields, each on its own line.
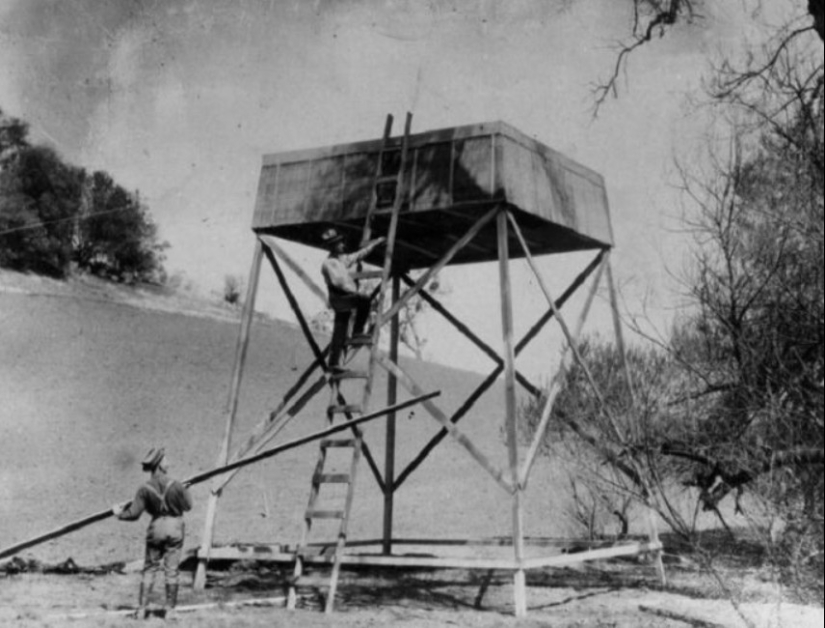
left=194, top=240, right=264, bottom=589
left=0, top=392, right=440, bottom=562
left=497, top=210, right=527, bottom=618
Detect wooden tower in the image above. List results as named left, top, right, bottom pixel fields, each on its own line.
left=193, top=116, right=665, bottom=616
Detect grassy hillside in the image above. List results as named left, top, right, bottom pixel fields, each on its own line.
left=0, top=270, right=574, bottom=567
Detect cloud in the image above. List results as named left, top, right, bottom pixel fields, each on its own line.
left=1, top=0, right=737, bottom=374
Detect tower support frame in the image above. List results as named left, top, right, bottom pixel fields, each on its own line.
left=194, top=204, right=666, bottom=616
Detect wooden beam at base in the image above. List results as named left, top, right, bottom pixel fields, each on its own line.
left=521, top=541, right=663, bottom=570
left=190, top=540, right=661, bottom=572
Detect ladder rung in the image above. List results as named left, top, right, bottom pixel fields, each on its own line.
left=291, top=575, right=330, bottom=588
left=375, top=175, right=398, bottom=184
left=352, top=270, right=383, bottom=280
left=320, top=438, right=356, bottom=448
left=329, top=369, right=369, bottom=381
left=345, top=335, right=372, bottom=347
left=314, top=473, right=351, bottom=484
left=296, top=545, right=333, bottom=557
left=305, top=509, right=345, bottom=520
left=327, top=404, right=363, bottom=415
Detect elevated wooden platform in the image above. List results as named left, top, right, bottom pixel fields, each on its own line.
left=252, top=121, right=613, bottom=270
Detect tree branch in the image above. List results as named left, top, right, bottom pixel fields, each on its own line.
left=593, top=0, right=697, bottom=112
left=662, top=443, right=825, bottom=509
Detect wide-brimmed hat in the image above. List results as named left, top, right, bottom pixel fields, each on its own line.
left=321, top=227, right=344, bottom=246
left=141, top=447, right=165, bottom=472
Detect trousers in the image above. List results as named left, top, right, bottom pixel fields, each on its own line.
left=329, top=293, right=372, bottom=367
left=143, top=516, right=185, bottom=586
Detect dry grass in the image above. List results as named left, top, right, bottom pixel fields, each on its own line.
left=1, top=269, right=823, bottom=627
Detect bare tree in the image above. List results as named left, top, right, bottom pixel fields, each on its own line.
left=522, top=37, right=823, bottom=603
left=585, top=0, right=823, bottom=110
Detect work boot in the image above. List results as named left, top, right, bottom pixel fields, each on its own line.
left=164, top=584, right=179, bottom=620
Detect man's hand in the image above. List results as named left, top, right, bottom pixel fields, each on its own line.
left=111, top=502, right=126, bottom=517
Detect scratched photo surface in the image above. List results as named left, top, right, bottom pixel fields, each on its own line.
left=2, top=1, right=823, bottom=626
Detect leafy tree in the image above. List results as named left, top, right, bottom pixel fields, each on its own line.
left=1, top=107, right=167, bottom=283
left=74, top=170, right=167, bottom=283
left=0, top=143, right=84, bottom=278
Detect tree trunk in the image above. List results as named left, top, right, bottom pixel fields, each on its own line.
left=811, top=0, right=824, bottom=40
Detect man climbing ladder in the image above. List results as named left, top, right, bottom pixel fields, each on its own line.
left=320, top=228, right=386, bottom=370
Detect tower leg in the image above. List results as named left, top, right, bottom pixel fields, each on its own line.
left=382, top=276, right=400, bottom=555
left=497, top=210, right=527, bottom=617
left=194, top=241, right=264, bottom=589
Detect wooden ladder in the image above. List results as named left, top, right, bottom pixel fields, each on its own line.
left=287, top=113, right=413, bottom=614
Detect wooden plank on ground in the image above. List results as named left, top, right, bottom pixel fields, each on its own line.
left=521, top=541, right=663, bottom=570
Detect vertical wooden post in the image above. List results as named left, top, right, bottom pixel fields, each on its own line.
left=497, top=209, right=527, bottom=617
left=382, top=275, right=400, bottom=555
left=604, top=253, right=666, bottom=587
left=193, top=240, right=264, bottom=590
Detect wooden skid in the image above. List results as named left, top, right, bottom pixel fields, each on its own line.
left=193, top=540, right=661, bottom=571
left=522, top=541, right=663, bottom=570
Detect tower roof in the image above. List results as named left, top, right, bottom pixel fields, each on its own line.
left=252, top=121, right=613, bottom=270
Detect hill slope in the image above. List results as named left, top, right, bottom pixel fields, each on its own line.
left=1, top=270, right=571, bottom=566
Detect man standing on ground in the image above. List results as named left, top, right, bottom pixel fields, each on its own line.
left=320, top=227, right=386, bottom=370
left=113, top=447, right=193, bottom=619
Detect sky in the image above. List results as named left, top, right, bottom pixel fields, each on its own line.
left=0, top=0, right=805, bottom=377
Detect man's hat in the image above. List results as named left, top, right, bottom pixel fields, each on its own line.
left=321, top=227, right=344, bottom=246
left=141, top=447, right=165, bottom=472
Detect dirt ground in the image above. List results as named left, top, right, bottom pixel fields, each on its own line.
left=2, top=555, right=823, bottom=627
left=1, top=270, right=823, bottom=627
